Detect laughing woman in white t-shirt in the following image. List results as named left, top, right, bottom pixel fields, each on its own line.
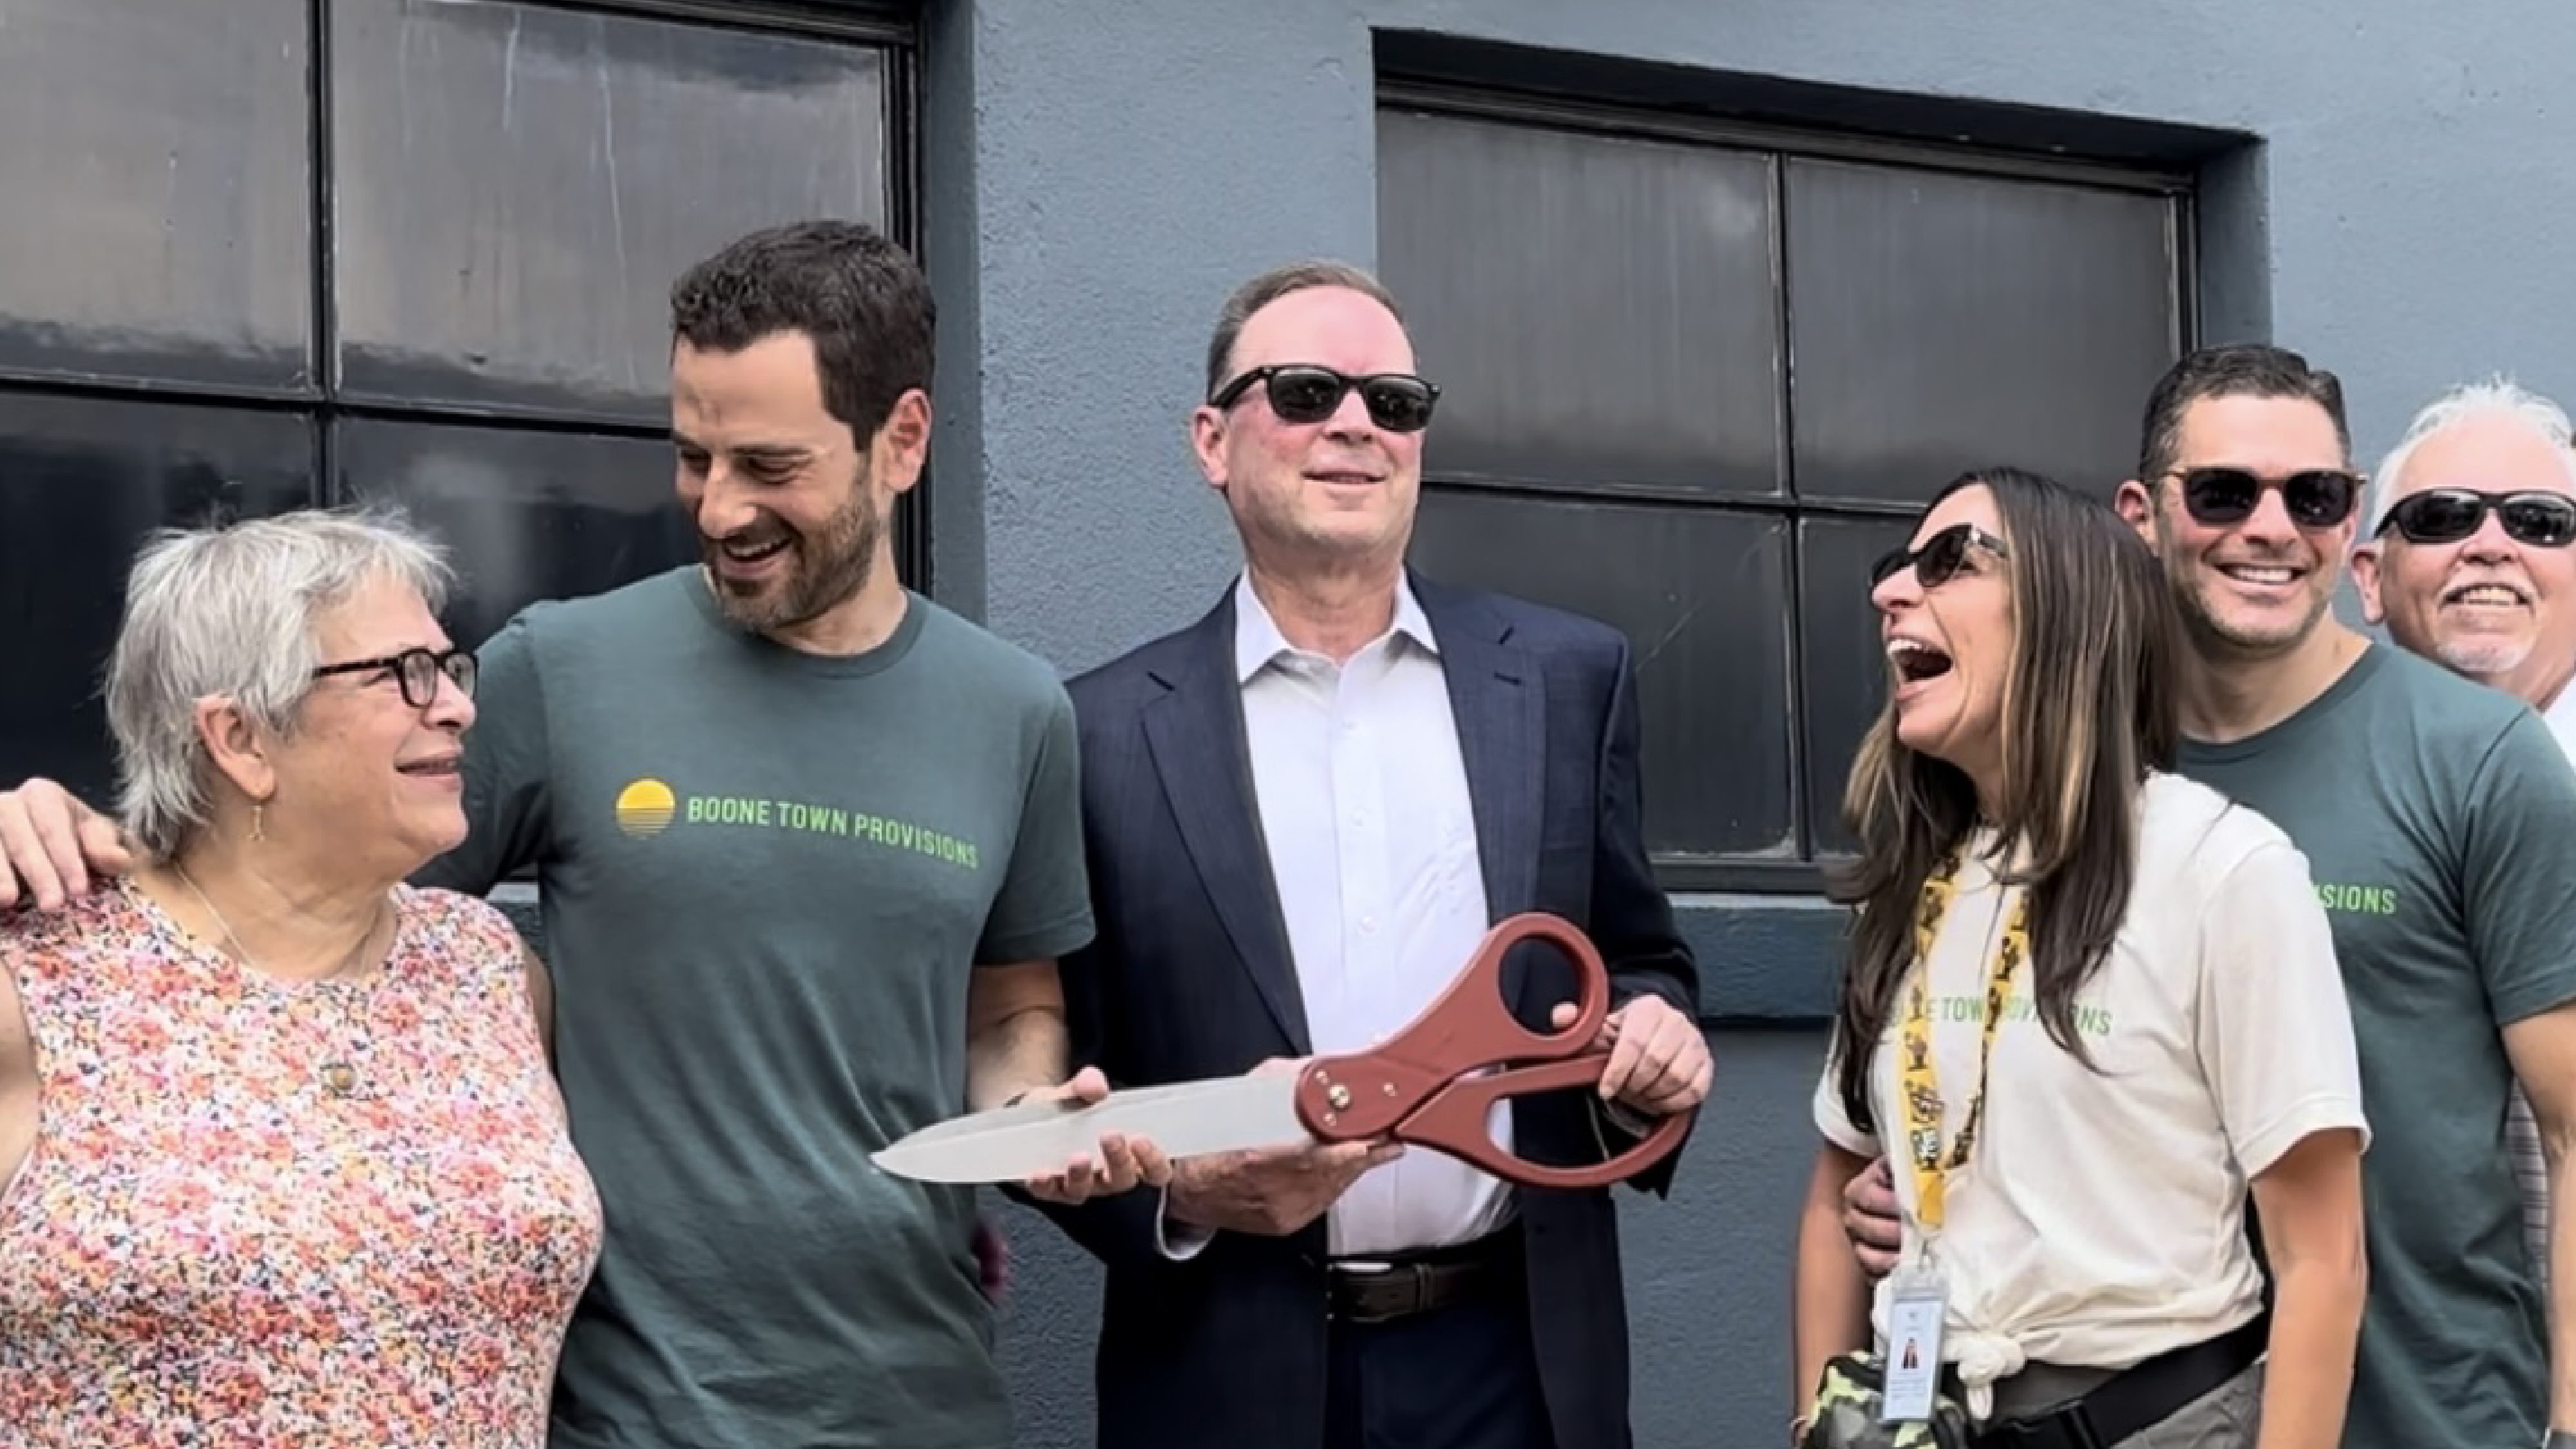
left=1787, top=467, right=2370, bottom=1449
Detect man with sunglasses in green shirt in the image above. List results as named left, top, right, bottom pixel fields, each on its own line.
left=1833, top=344, right=2576, bottom=1449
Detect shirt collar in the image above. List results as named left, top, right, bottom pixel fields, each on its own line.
left=1231, top=573, right=1439, bottom=683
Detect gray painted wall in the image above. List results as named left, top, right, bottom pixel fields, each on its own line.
left=911, top=1, right=2576, bottom=1444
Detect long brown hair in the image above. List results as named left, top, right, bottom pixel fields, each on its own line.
left=1826, top=466, right=2182, bottom=1133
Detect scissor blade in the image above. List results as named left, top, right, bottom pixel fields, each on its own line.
left=870, top=1073, right=1305, bottom=1184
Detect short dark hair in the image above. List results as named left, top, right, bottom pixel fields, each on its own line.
left=1203, top=260, right=1403, bottom=399
left=2136, top=342, right=2350, bottom=485
left=668, top=220, right=933, bottom=442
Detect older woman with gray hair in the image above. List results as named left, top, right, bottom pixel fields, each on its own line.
left=0, top=507, right=601, bottom=1447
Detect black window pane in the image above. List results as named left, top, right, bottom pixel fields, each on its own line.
left=0, top=395, right=316, bottom=808
left=1405, top=489, right=1795, bottom=860
left=0, top=0, right=312, bottom=391
left=330, top=0, right=891, bottom=422
left=1798, top=516, right=1921, bottom=857
left=334, top=421, right=693, bottom=649
left=1786, top=158, right=2179, bottom=506
left=1378, top=109, right=1783, bottom=498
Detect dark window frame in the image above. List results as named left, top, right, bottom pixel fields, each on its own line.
left=1376, top=78, right=2202, bottom=897
left=0, top=0, right=920, bottom=840
left=0, top=0, right=927, bottom=589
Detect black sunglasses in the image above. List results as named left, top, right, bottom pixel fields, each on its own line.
left=1870, top=522, right=2009, bottom=591
left=312, top=646, right=478, bottom=710
left=2166, top=466, right=2362, bottom=529
left=1208, top=365, right=1441, bottom=433
left=2376, top=488, right=2576, bottom=549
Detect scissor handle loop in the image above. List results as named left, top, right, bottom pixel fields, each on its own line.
left=1394, top=1057, right=1693, bottom=1189
left=1294, top=912, right=1604, bottom=1139
left=1293, top=912, right=1688, bottom=1188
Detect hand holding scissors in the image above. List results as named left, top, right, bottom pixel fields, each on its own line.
left=873, top=913, right=1703, bottom=1214
left=1002, top=1066, right=1177, bottom=1206
left=1553, top=989, right=1712, bottom=1119
left=1159, top=1057, right=1409, bottom=1238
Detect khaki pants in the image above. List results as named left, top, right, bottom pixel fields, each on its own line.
left=1987, top=1359, right=2264, bottom=1449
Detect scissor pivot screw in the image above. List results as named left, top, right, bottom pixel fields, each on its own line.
left=1325, top=1083, right=1352, bottom=1110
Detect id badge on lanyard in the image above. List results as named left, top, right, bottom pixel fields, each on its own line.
left=1880, top=1247, right=1949, bottom=1425
left=1880, top=857, right=2020, bottom=1425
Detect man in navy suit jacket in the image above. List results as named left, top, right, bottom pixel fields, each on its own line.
left=1036, top=260, right=1712, bottom=1449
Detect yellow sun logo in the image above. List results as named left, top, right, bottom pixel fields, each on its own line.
left=614, top=778, right=678, bottom=838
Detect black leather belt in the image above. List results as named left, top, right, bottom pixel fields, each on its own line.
left=1969, top=1314, right=2267, bottom=1449
left=1323, top=1227, right=1522, bottom=1325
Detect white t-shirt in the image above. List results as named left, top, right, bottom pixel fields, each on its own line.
left=1814, top=772, right=2370, bottom=1394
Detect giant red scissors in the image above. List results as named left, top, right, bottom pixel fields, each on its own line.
left=871, top=911, right=1694, bottom=1189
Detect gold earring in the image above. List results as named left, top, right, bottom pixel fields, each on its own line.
left=251, top=802, right=265, bottom=843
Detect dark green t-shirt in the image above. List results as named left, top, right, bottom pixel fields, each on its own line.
left=2179, top=643, right=2576, bottom=1449
left=416, top=567, right=1095, bottom=1449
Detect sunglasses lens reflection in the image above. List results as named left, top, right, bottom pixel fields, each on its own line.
left=2391, top=489, right=2576, bottom=547
left=2180, top=468, right=2356, bottom=528
left=1868, top=524, right=1976, bottom=592
left=1260, top=367, right=1437, bottom=432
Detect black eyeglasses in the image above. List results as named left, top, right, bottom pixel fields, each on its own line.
left=2376, top=488, right=2576, bottom=548
left=1208, top=365, right=1441, bottom=433
left=1870, top=522, right=2009, bottom=591
left=311, top=647, right=477, bottom=709
left=2166, top=466, right=2362, bottom=529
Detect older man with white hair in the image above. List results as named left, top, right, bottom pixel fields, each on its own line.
left=2352, top=375, right=2576, bottom=1290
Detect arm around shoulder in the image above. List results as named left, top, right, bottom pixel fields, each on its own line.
left=0, top=777, right=135, bottom=911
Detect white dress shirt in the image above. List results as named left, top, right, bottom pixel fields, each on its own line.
left=1158, top=574, right=1515, bottom=1259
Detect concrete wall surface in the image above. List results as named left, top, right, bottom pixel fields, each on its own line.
left=911, top=1, right=2576, bottom=1443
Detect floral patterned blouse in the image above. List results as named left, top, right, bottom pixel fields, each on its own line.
left=0, top=878, right=603, bottom=1448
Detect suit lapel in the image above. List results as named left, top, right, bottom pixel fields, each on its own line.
left=1420, top=579, right=1546, bottom=998
left=1139, top=599, right=1310, bottom=1054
